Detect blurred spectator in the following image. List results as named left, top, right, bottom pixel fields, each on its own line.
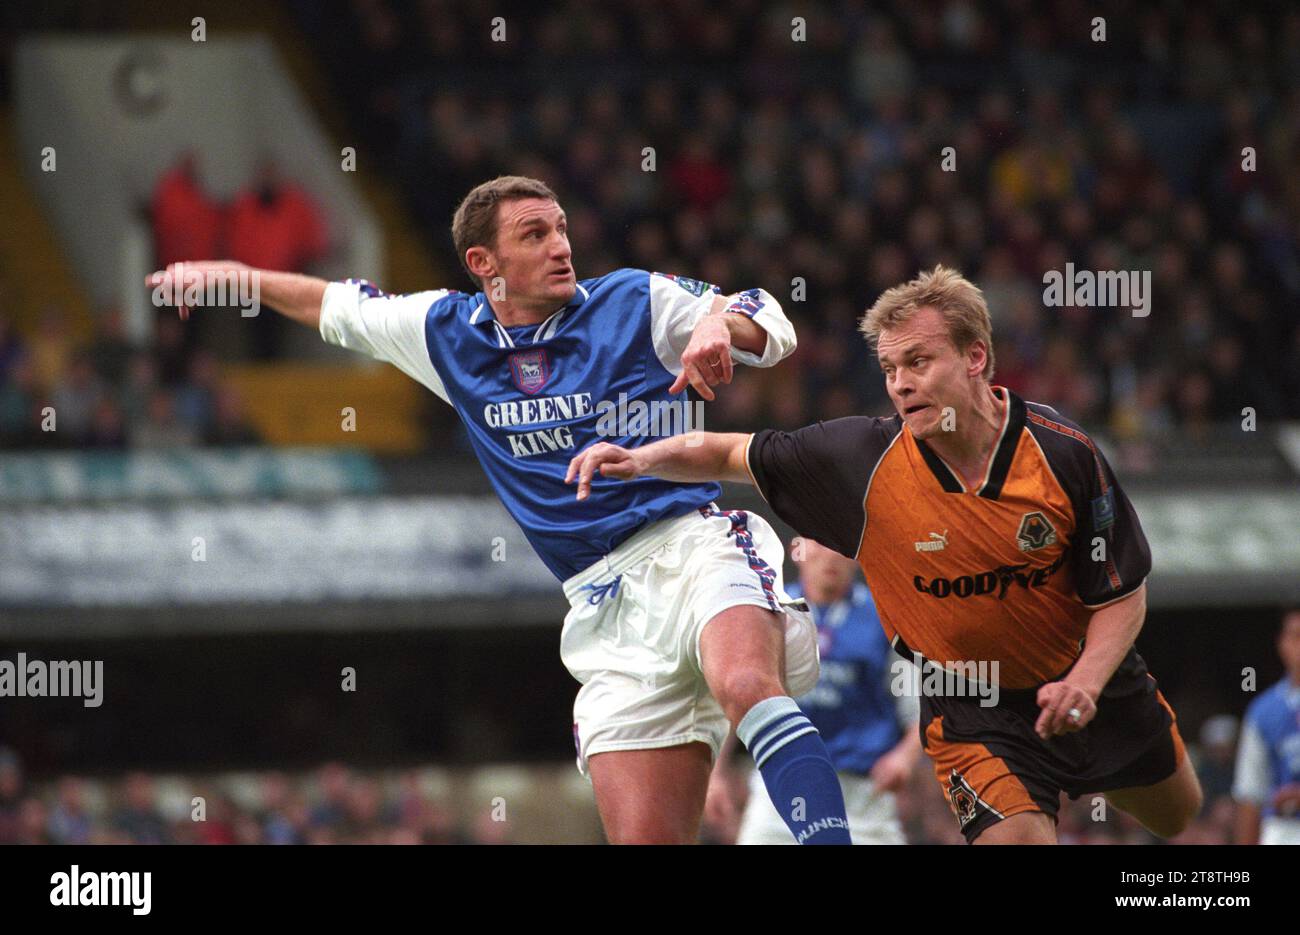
left=111, top=773, right=170, bottom=844
left=0, top=354, right=39, bottom=447
left=48, top=778, right=93, bottom=845
left=91, top=307, right=134, bottom=387
left=48, top=351, right=104, bottom=444
left=130, top=388, right=196, bottom=449
left=1233, top=610, right=1300, bottom=844
left=0, top=747, right=23, bottom=843
left=1195, top=715, right=1240, bottom=804
left=152, top=152, right=223, bottom=269
left=227, top=157, right=329, bottom=359
left=27, top=306, right=75, bottom=394
left=227, top=157, right=329, bottom=274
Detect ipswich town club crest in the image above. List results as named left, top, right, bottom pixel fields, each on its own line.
left=509, top=349, right=550, bottom=395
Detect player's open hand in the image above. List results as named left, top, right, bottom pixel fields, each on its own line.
left=669, top=308, right=733, bottom=400
left=1034, top=679, right=1098, bottom=740
left=565, top=442, right=644, bottom=501
left=146, top=260, right=250, bottom=321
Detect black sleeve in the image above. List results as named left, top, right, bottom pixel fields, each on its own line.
left=1027, top=405, right=1151, bottom=606
left=746, top=416, right=898, bottom=559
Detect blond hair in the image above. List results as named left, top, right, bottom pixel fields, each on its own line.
left=452, top=175, right=559, bottom=285
left=859, top=265, right=995, bottom=379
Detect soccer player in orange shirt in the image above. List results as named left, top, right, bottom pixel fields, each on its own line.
left=567, top=265, right=1204, bottom=844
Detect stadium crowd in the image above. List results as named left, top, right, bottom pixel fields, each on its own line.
left=0, top=711, right=1247, bottom=845
left=2, top=1, right=1297, bottom=452
left=300, top=0, right=1300, bottom=443
left=0, top=301, right=261, bottom=450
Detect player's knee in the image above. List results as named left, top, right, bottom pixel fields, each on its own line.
left=1147, top=812, right=1192, bottom=839
left=713, top=669, right=785, bottom=725
left=1137, top=794, right=1201, bottom=839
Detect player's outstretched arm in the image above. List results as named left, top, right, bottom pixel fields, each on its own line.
left=565, top=432, right=752, bottom=500
left=146, top=261, right=328, bottom=329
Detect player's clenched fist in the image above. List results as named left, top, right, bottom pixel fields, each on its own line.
left=1034, top=679, right=1098, bottom=740
left=565, top=443, right=645, bottom=501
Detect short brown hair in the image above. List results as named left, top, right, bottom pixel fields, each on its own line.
left=451, top=175, right=559, bottom=285
left=859, top=265, right=996, bottom=379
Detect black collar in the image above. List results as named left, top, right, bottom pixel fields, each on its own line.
left=913, top=387, right=1025, bottom=499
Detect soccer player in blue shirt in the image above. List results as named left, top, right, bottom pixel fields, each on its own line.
left=149, top=175, right=850, bottom=844
left=1233, top=609, right=1300, bottom=844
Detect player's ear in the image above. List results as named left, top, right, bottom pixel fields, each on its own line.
left=966, top=340, right=988, bottom=379
left=465, top=245, right=496, bottom=282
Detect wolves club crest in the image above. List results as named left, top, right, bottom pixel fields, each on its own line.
left=945, top=769, right=1001, bottom=829
left=509, top=349, right=550, bottom=395
left=1016, top=511, right=1058, bottom=552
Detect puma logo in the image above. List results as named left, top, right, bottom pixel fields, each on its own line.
left=914, top=530, right=949, bottom=553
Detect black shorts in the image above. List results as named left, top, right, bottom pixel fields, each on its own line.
left=918, top=647, right=1187, bottom=843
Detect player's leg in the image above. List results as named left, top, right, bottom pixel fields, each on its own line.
left=698, top=604, right=785, bottom=726
left=699, top=605, right=851, bottom=844
left=1086, top=684, right=1201, bottom=839
left=587, top=743, right=713, bottom=844
left=971, top=811, right=1057, bottom=844
left=1103, top=753, right=1202, bottom=839
left=922, top=702, right=1064, bottom=844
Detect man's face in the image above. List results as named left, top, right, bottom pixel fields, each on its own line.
left=474, top=198, right=576, bottom=308
left=796, top=537, right=859, bottom=598
left=1279, top=612, right=1300, bottom=678
left=876, top=306, right=983, bottom=440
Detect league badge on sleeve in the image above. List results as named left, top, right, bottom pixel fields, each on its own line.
left=509, top=349, right=551, bottom=395
left=652, top=272, right=717, bottom=297
left=1091, top=490, right=1116, bottom=531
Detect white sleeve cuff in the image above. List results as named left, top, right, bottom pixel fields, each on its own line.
left=728, top=289, right=796, bottom=368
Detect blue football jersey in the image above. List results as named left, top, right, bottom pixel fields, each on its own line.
left=788, top=580, right=915, bottom=775
left=319, top=267, right=795, bottom=581
left=1234, top=679, right=1300, bottom=817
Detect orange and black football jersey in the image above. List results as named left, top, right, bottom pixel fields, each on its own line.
left=746, top=386, right=1151, bottom=690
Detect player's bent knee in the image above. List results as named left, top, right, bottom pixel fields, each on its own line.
left=712, top=668, right=785, bottom=724
left=1155, top=787, right=1203, bottom=838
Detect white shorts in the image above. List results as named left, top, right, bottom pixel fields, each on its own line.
left=561, top=505, right=819, bottom=776
left=736, top=768, right=906, bottom=845
left=1260, top=817, right=1300, bottom=845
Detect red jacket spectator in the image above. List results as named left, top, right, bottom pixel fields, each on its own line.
left=152, top=154, right=222, bottom=268
left=226, top=162, right=328, bottom=272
